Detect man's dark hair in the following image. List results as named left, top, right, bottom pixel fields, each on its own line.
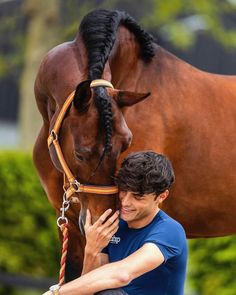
left=115, top=151, right=175, bottom=196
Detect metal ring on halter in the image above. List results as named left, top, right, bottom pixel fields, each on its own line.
left=57, top=216, right=68, bottom=228
left=71, top=180, right=81, bottom=192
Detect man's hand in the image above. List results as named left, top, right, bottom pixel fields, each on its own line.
left=84, top=209, right=119, bottom=254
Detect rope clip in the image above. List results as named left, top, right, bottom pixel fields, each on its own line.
left=57, top=194, right=71, bottom=228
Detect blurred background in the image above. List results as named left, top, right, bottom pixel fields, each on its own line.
left=0, top=0, right=236, bottom=294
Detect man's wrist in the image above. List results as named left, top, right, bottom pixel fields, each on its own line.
left=85, top=245, right=100, bottom=256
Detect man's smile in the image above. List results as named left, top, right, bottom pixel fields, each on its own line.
left=121, top=207, right=135, bottom=214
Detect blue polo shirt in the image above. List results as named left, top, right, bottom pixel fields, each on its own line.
left=103, top=210, right=187, bottom=295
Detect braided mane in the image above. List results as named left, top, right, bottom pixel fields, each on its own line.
left=79, top=9, right=155, bottom=80
left=76, top=9, right=155, bottom=157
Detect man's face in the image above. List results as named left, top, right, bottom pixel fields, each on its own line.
left=118, top=191, right=164, bottom=228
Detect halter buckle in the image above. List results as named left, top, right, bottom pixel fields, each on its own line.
left=71, top=179, right=81, bottom=192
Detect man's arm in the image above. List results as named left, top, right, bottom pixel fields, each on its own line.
left=82, top=251, right=109, bottom=275
left=82, top=209, right=119, bottom=274
left=53, top=242, right=164, bottom=295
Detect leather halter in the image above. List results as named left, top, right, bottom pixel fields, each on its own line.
left=47, top=79, right=118, bottom=201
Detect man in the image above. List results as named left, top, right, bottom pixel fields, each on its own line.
left=44, top=151, right=188, bottom=295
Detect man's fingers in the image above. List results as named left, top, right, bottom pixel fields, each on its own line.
left=85, top=209, right=92, bottom=227
left=103, top=227, right=119, bottom=244
left=107, top=218, right=119, bottom=235
left=103, top=210, right=119, bottom=226
left=95, top=208, right=113, bottom=225
left=103, top=218, right=119, bottom=238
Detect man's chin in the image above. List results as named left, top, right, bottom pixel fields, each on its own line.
left=120, top=212, right=134, bottom=221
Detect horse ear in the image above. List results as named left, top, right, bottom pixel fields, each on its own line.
left=115, top=90, right=151, bottom=107
left=73, top=80, right=92, bottom=112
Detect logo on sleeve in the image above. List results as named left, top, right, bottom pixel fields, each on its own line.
left=110, top=235, right=121, bottom=244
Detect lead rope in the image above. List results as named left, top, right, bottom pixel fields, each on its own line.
left=57, top=195, right=71, bottom=286
left=58, top=224, right=69, bottom=285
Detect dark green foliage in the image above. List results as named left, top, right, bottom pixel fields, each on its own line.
left=0, top=152, right=60, bottom=294
left=143, top=0, right=236, bottom=49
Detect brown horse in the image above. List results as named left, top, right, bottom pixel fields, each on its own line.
left=33, top=9, right=236, bottom=280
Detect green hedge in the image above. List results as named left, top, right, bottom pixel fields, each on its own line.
left=0, top=152, right=60, bottom=294
left=188, top=237, right=236, bottom=295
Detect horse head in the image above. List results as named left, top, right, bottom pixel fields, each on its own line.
left=48, top=79, right=150, bottom=233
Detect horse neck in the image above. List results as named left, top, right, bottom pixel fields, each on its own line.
left=108, top=30, right=199, bottom=102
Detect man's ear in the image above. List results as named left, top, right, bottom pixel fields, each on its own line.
left=158, top=190, right=169, bottom=204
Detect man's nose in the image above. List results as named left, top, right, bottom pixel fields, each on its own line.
left=120, top=192, right=131, bottom=206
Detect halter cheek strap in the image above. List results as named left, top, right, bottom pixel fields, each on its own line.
left=47, top=79, right=118, bottom=201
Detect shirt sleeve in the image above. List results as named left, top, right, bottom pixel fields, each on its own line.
left=142, top=221, right=186, bottom=262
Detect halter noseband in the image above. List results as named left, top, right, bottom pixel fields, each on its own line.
left=47, top=79, right=118, bottom=201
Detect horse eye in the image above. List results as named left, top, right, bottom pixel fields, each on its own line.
left=77, top=155, right=84, bottom=161
left=75, top=151, right=84, bottom=162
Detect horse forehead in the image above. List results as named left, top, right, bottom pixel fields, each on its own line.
left=70, top=116, right=99, bottom=140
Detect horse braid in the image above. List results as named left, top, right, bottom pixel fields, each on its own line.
left=93, top=87, right=113, bottom=152
left=121, top=13, right=155, bottom=61
left=79, top=9, right=155, bottom=154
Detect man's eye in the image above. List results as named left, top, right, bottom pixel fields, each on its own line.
left=133, top=194, right=143, bottom=199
